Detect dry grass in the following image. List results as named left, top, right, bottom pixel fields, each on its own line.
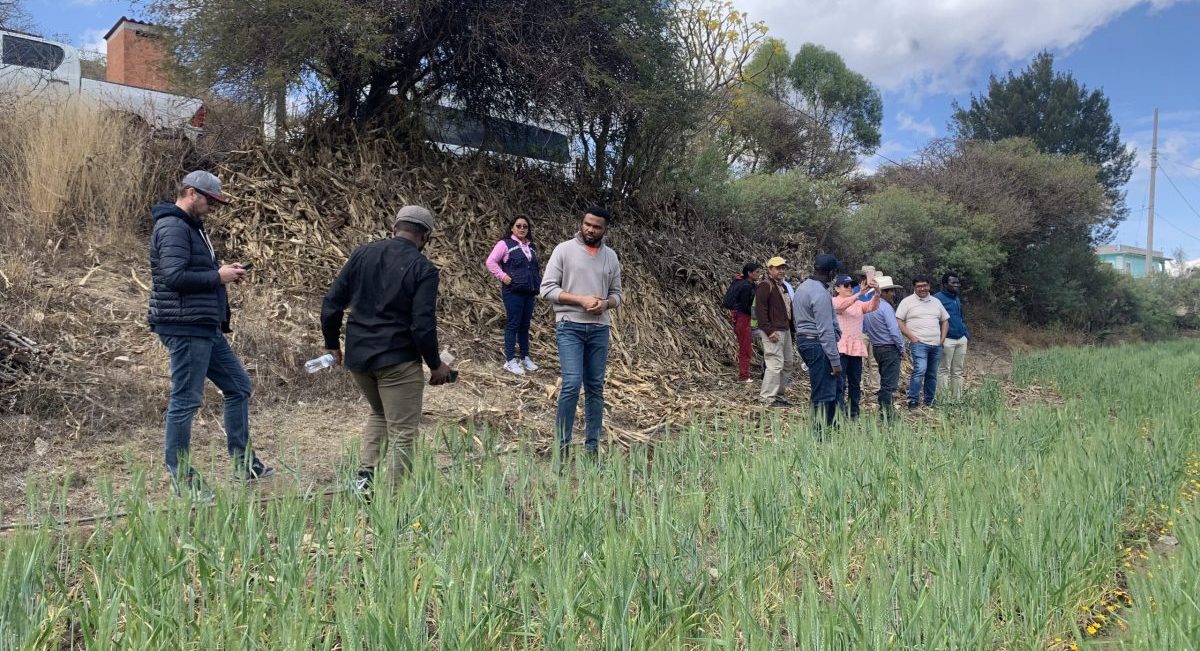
left=0, top=92, right=186, bottom=253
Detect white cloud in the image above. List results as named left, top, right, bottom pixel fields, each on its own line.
left=732, top=0, right=1193, bottom=95
left=896, top=111, right=937, bottom=138
left=1125, top=112, right=1200, bottom=181
left=78, top=28, right=108, bottom=56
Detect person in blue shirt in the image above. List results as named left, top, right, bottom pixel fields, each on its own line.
left=934, top=271, right=968, bottom=401
left=863, top=276, right=907, bottom=422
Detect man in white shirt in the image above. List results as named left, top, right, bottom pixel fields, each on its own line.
left=895, top=274, right=949, bottom=409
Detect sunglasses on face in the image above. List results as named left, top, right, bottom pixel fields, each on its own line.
left=514, top=223, right=529, bottom=229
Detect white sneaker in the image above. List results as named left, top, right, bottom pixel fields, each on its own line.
left=522, top=357, right=539, bottom=371
left=503, top=359, right=525, bottom=375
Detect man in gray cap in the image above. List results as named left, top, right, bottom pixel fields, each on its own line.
left=792, top=253, right=843, bottom=432
left=321, top=205, right=452, bottom=499
left=149, top=170, right=272, bottom=497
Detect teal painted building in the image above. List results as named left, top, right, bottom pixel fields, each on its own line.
left=1095, top=244, right=1170, bottom=278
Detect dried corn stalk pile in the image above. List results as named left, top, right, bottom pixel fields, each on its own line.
left=0, top=323, right=50, bottom=392
left=213, top=136, right=814, bottom=445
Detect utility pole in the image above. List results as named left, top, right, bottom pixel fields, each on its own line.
left=1147, top=108, right=1158, bottom=276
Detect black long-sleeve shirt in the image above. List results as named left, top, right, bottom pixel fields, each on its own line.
left=321, top=237, right=443, bottom=373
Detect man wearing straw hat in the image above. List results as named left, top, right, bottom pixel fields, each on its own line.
left=755, top=256, right=795, bottom=407
left=321, top=205, right=453, bottom=499
left=863, top=275, right=907, bottom=422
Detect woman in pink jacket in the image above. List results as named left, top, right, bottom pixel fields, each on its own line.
left=833, top=274, right=879, bottom=418
left=485, top=216, right=542, bottom=375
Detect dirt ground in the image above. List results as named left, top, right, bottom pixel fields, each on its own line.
left=1, top=324, right=1031, bottom=527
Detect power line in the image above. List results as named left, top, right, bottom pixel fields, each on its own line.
left=1161, top=158, right=1200, bottom=193
left=1157, top=166, right=1200, bottom=224
left=1160, top=153, right=1200, bottom=173
left=1153, top=211, right=1200, bottom=244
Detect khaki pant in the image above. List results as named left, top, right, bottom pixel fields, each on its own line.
left=939, top=336, right=968, bottom=400
left=759, top=330, right=794, bottom=403
left=351, top=360, right=424, bottom=484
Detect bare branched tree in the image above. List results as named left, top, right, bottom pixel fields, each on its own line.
left=0, top=0, right=32, bottom=31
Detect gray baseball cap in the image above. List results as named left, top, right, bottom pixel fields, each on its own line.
left=393, top=205, right=435, bottom=232
left=182, top=170, right=229, bottom=204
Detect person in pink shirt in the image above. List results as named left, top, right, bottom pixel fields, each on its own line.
left=833, top=273, right=879, bottom=418
left=485, top=216, right=541, bottom=375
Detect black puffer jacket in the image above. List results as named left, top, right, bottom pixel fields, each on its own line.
left=147, top=202, right=231, bottom=335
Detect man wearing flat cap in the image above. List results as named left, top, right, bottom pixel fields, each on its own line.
left=321, top=205, right=453, bottom=499
left=149, top=170, right=272, bottom=498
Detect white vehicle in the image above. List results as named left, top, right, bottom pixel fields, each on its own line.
left=0, top=29, right=204, bottom=138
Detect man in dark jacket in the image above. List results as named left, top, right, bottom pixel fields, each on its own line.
left=726, top=262, right=761, bottom=383
left=149, top=170, right=272, bottom=496
left=321, top=205, right=453, bottom=498
left=755, top=256, right=795, bottom=407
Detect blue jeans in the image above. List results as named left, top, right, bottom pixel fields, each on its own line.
left=796, top=338, right=838, bottom=429
left=554, top=321, right=610, bottom=450
left=502, top=291, right=536, bottom=361
left=907, top=342, right=942, bottom=406
left=873, top=344, right=902, bottom=420
left=160, top=334, right=253, bottom=474
left=835, top=354, right=864, bottom=417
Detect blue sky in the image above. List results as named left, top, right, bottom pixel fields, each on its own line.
left=21, top=0, right=1200, bottom=262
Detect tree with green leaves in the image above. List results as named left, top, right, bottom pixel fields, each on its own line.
left=838, top=187, right=1006, bottom=292
left=146, top=0, right=698, bottom=198
left=731, top=39, right=881, bottom=176
left=876, top=138, right=1111, bottom=325
left=146, top=0, right=547, bottom=126
left=950, top=52, right=1135, bottom=242
left=535, top=0, right=700, bottom=198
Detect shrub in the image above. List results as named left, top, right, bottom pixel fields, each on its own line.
left=837, top=186, right=1005, bottom=288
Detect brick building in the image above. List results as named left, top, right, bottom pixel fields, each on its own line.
left=102, top=17, right=171, bottom=92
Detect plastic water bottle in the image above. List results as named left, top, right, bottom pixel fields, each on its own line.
left=305, top=353, right=335, bottom=373
left=440, top=349, right=459, bottom=383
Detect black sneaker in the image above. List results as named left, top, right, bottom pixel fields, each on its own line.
left=171, top=469, right=214, bottom=502
left=769, top=398, right=791, bottom=408
left=234, top=456, right=275, bottom=482
left=907, top=401, right=919, bottom=410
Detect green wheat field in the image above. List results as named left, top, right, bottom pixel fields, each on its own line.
left=2, top=341, right=1198, bottom=649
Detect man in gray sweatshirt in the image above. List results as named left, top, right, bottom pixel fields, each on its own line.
left=793, top=253, right=843, bottom=431
left=540, top=207, right=624, bottom=458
